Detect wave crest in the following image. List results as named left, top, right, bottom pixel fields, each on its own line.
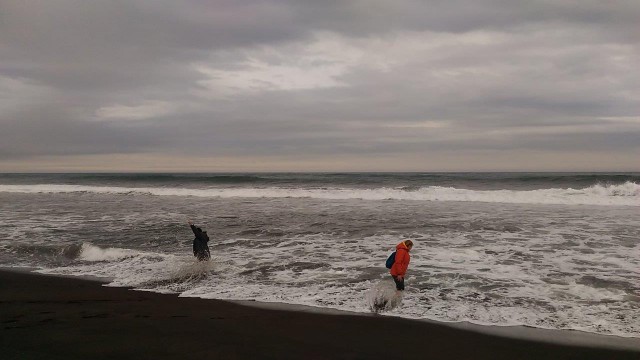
left=0, top=182, right=638, bottom=206
left=78, top=243, right=137, bottom=262
left=586, top=181, right=640, bottom=197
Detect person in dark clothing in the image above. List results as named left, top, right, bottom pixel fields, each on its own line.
left=188, top=220, right=210, bottom=261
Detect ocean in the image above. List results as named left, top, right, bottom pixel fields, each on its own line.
left=0, top=173, right=638, bottom=338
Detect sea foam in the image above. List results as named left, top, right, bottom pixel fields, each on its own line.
left=77, top=243, right=137, bottom=261
left=1, top=182, right=638, bottom=206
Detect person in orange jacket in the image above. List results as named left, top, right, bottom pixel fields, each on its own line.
left=390, top=240, right=413, bottom=291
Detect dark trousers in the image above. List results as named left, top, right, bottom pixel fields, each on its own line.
left=391, top=275, right=404, bottom=291
left=193, top=239, right=210, bottom=261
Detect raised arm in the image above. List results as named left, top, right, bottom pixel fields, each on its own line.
left=188, top=220, right=199, bottom=236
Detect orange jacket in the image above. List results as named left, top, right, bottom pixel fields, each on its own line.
left=390, top=241, right=411, bottom=277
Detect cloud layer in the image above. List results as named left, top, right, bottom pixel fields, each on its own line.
left=1, top=0, right=638, bottom=171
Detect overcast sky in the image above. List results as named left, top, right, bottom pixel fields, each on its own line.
left=1, top=0, right=638, bottom=172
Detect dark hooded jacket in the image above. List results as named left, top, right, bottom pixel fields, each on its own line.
left=190, top=224, right=211, bottom=261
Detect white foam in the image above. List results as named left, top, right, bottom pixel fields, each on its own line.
left=78, top=243, right=137, bottom=261
left=366, top=278, right=404, bottom=313
left=15, top=193, right=638, bottom=341
left=33, top=230, right=640, bottom=339
left=1, top=182, right=638, bottom=206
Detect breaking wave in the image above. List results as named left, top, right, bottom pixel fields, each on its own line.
left=76, top=243, right=139, bottom=262
left=1, top=182, right=638, bottom=206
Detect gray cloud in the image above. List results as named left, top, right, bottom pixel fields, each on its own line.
left=0, top=105, right=162, bottom=158
left=0, top=0, right=638, bottom=171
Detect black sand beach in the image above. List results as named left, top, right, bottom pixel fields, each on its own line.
left=1, top=270, right=638, bottom=360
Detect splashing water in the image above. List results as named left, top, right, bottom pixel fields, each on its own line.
left=367, top=279, right=404, bottom=313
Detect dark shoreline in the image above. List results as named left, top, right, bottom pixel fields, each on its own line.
left=1, top=270, right=638, bottom=360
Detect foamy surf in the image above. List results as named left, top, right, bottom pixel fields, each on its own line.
left=3, top=173, right=638, bottom=339
left=367, top=279, right=404, bottom=313
left=76, top=243, right=139, bottom=262
left=27, top=235, right=640, bottom=339
left=0, top=182, right=638, bottom=206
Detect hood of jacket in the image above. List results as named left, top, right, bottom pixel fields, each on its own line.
left=396, top=241, right=409, bottom=251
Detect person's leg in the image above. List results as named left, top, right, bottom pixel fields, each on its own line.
left=197, top=250, right=210, bottom=261
left=391, top=276, right=404, bottom=291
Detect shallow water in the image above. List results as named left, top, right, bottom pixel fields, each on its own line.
left=0, top=173, right=638, bottom=337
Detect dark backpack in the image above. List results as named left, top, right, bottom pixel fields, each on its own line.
left=385, top=251, right=396, bottom=269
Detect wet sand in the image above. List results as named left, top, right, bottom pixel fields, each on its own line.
left=1, top=270, right=638, bottom=360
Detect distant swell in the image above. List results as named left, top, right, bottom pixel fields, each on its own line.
left=1, top=182, right=638, bottom=206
